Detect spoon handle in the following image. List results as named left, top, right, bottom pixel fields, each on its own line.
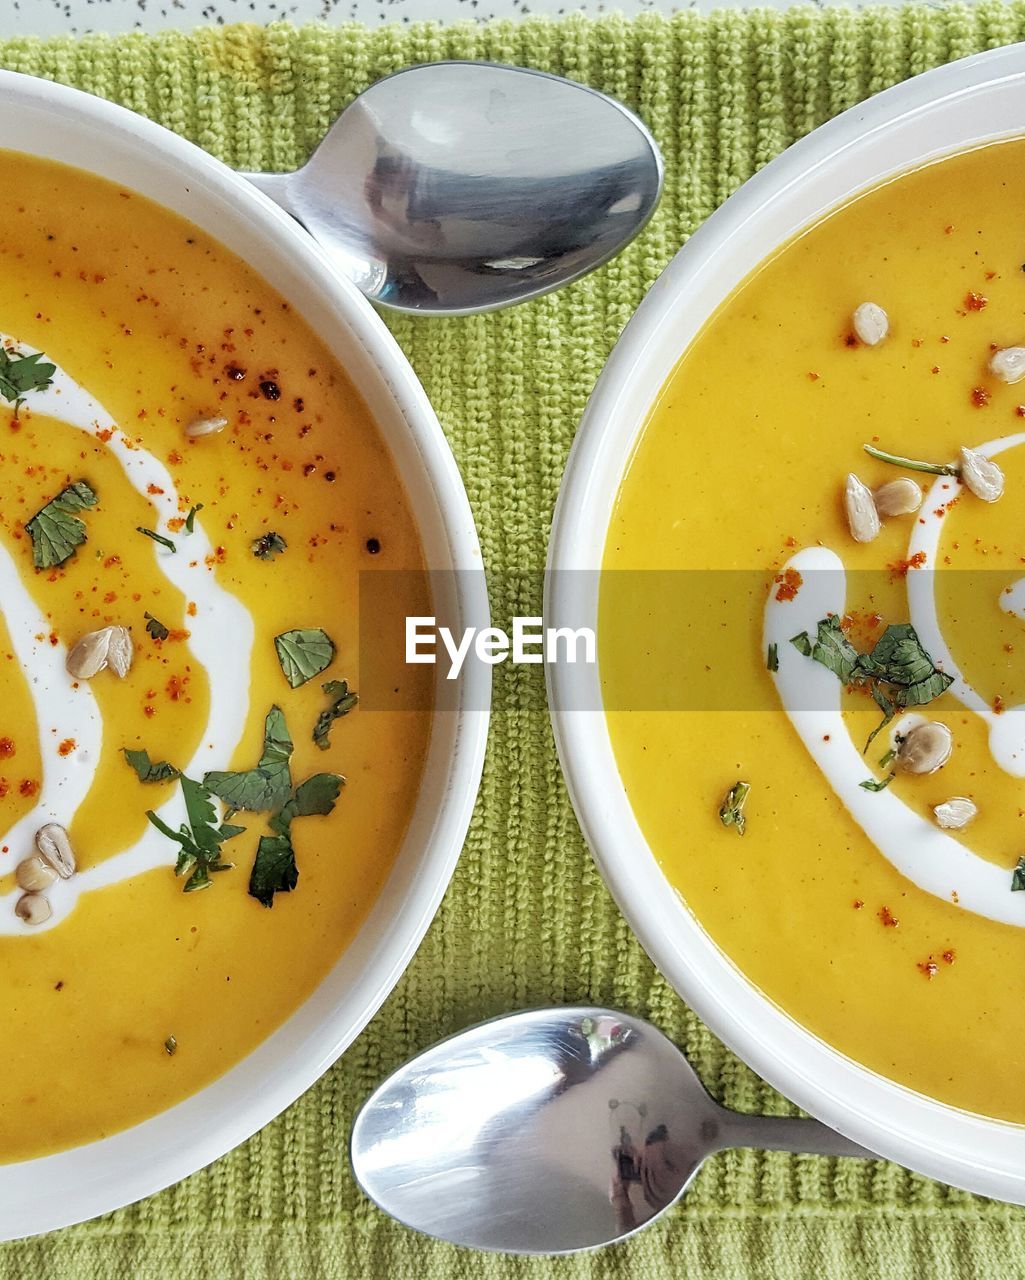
left=718, top=1110, right=875, bottom=1160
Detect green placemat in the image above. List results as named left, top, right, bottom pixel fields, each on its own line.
left=3, top=7, right=1025, bottom=1277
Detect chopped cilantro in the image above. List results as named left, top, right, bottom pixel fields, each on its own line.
left=184, top=504, right=203, bottom=534
left=146, top=774, right=244, bottom=892
left=136, top=527, right=176, bottom=553
left=203, top=705, right=294, bottom=813
left=1012, top=857, right=1025, bottom=892
left=789, top=617, right=953, bottom=751
left=274, top=627, right=335, bottom=688
left=252, top=531, right=287, bottom=560
left=313, top=680, right=358, bottom=750
left=248, top=834, right=297, bottom=906
left=766, top=643, right=779, bottom=673
left=0, top=347, right=55, bottom=410
left=144, top=612, right=170, bottom=641
left=25, top=480, right=98, bottom=570
left=249, top=771, right=342, bottom=907
left=718, top=781, right=750, bottom=835
left=124, top=748, right=179, bottom=783
left=859, top=775, right=895, bottom=792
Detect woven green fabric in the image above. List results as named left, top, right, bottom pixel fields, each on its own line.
left=3, top=7, right=1025, bottom=1277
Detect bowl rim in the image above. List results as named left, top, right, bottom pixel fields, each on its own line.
left=0, top=69, right=490, bottom=1235
left=546, top=41, right=1025, bottom=1203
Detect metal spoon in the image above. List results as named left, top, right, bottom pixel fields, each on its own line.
left=243, top=62, right=663, bottom=316
left=351, top=1006, right=873, bottom=1255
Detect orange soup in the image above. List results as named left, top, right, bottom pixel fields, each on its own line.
left=0, top=153, right=430, bottom=1159
left=602, top=139, right=1025, bottom=1121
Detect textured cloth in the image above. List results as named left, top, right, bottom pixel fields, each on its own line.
left=2, top=8, right=1025, bottom=1277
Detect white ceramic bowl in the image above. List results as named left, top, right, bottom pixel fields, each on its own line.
left=547, top=43, right=1025, bottom=1203
left=0, top=72, right=490, bottom=1237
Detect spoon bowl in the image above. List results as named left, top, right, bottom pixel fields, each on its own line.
left=350, top=1007, right=872, bottom=1255
left=245, top=63, right=663, bottom=315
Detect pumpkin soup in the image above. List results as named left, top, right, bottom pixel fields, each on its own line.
left=0, top=153, right=431, bottom=1159
left=602, top=138, right=1025, bottom=1121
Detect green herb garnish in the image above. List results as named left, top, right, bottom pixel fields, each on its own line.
left=184, top=504, right=203, bottom=534
left=878, top=747, right=897, bottom=768
left=144, top=612, right=170, bottom=641
left=146, top=774, right=244, bottom=892
left=124, top=747, right=179, bottom=783
left=203, top=705, right=294, bottom=813
left=767, top=643, right=779, bottom=673
left=252, top=531, right=287, bottom=560
left=25, top=480, right=98, bottom=570
left=137, top=527, right=176, bottom=553
left=863, top=443, right=959, bottom=477
left=1012, top=858, right=1025, bottom=892
left=718, top=781, right=750, bottom=836
left=313, top=680, right=358, bottom=751
left=0, top=347, right=55, bottom=410
left=860, top=775, right=895, bottom=792
left=790, top=617, right=953, bottom=752
left=249, top=771, right=343, bottom=907
left=274, top=627, right=335, bottom=688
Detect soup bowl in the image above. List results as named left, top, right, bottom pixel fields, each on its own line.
left=0, top=72, right=489, bottom=1236
left=547, top=42, right=1025, bottom=1203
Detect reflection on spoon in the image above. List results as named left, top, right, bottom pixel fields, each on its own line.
left=351, top=1007, right=869, bottom=1254
left=243, top=62, right=663, bottom=315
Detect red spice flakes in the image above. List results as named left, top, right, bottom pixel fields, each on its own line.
left=942, top=949, right=956, bottom=965
left=879, top=905, right=900, bottom=928
left=103, top=555, right=121, bottom=568
left=807, top=371, right=820, bottom=381
left=784, top=535, right=797, bottom=548
left=0, top=780, right=8, bottom=799
left=839, top=610, right=883, bottom=649
left=259, top=379, right=281, bottom=401
left=931, top=366, right=941, bottom=375
left=167, top=517, right=185, bottom=533
left=843, top=333, right=858, bottom=349
left=167, top=628, right=191, bottom=643
left=225, top=364, right=246, bottom=381
left=18, top=779, right=38, bottom=798
left=146, top=483, right=165, bottom=496
left=143, top=705, right=156, bottom=719
left=888, top=550, right=927, bottom=579
left=186, top=602, right=197, bottom=618
left=0, top=737, right=15, bottom=759
left=773, top=568, right=803, bottom=602
left=167, top=450, right=183, bottom=465
left=853, top=899, right=864, bottom=910
left=971, top=386, right=991, bottom=407
left=166, top=674, right=189, bottom=702
left=917, top=959, right=939, bottom=979
left=57, top=738, right=75, bottom=757
left=95, top=427, right=114, bottom=443
left=965, top=290, right=988, bottom=311
left=994, top=695, right=1006, bottom=715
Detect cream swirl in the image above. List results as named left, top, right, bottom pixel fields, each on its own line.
left=0, top=345, right=253, bottom=933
